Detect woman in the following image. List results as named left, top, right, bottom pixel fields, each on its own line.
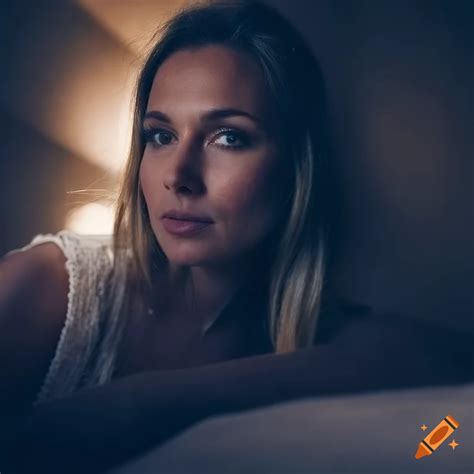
left=0, top=1, right=470, bottom=473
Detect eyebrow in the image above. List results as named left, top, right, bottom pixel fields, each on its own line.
left=143, top=107, right=263, bottom=127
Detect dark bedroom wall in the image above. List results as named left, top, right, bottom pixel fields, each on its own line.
left=268, top=0, right=473, bottom=331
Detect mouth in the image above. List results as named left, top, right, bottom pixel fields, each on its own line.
left=161, top=211, right=214, bottom=223
left=164, top=216, right=211, bottom=222
left=161, top=217, right=213, bottom=236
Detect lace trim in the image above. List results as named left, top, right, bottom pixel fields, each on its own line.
left=8, top=231, right=114, bottom=405
left=35, top=231, right=80, bottom=404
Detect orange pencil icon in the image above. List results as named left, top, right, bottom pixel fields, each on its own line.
left=415, top=414, right=459, bottom=459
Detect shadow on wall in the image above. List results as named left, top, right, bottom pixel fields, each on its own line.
left=0, top=108, right=108, bottom=256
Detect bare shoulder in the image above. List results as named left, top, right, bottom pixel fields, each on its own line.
left=0, top=243, right=69, bottom=413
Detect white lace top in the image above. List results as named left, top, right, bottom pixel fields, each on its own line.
left=8, top=230, right=127, bottom=405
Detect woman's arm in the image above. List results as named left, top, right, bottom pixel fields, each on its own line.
left=2, top=315, right=471, bottom=474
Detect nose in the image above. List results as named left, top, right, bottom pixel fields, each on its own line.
left=162, top=138, right=204, bottom=194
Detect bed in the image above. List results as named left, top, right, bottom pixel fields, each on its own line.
left=112, top=382, right=474, bottom=473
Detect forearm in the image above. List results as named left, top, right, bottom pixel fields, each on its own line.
left=2, top=350, right=317, bottom=474
left=2, top=320, right=471, bottom=474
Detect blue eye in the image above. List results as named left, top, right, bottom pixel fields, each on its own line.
left=154, top=131, right=173, bottom=145
left=142, top=127, right=250, bottom=150
left=143, top=128, right=174, bottom=147
left=211, top=129, right=249, bottom=149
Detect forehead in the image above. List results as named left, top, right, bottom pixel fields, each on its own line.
left=146, top=45, right=272, bottom=119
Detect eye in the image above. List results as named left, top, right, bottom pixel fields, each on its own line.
left=142, top=126, right=251, bottom=150
left=211, top=129, right=249, bottom=149
left=142, top=128, right=175, bottom=147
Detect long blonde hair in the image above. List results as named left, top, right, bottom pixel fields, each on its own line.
left=101, top=0, right=336, bottom=375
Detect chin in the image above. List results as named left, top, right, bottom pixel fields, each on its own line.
left=166, top=256, right=208, bottom=266
left=160, top=245, right=217, bottom=266
left=164, top=247, right=239, bottom=268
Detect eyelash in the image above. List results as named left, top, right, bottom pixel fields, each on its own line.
left=142, top=127, right=250, bottom=150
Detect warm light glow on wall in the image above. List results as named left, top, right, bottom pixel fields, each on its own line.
left=65, top=202, right=115, bottom=235
left=49, top=67, right=136, bottom=175
left=78, top=0, right=188, bottom=56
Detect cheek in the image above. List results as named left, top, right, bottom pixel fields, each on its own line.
left=216, top=160, right=284, bottom=224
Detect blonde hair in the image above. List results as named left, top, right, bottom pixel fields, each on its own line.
left=99, top=0, right=335, bottom=376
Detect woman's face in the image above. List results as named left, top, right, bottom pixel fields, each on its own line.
left=140, top=45, right=288, bottom=268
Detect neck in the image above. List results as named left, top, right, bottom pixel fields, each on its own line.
left=149, top=242, right=272, bottom=328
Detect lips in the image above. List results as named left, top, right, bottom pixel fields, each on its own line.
left=161, top=217, right=212, bottom=236
left=161, top=209, right=214, bottom=223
